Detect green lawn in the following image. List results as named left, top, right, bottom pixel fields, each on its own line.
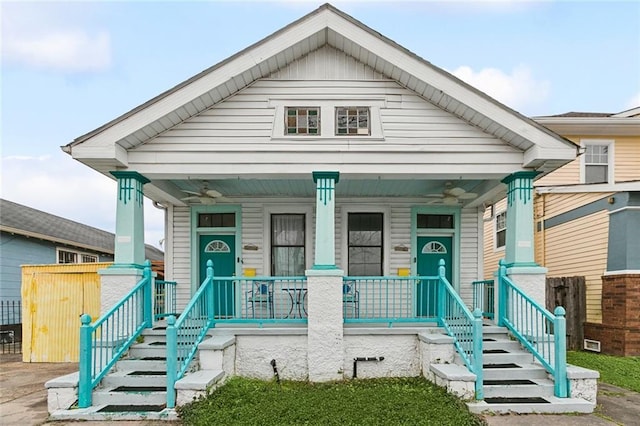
left=177, top=376, right=485, bottom=426
left=567, top=351, right=640, bottom=392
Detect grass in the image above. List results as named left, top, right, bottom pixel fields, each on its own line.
left=177, top=376, right=485, bottom=426
left=567, top=351, right=640, bottom=392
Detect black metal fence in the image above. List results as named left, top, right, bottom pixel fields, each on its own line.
left=0, top=300, right=22, bottom=354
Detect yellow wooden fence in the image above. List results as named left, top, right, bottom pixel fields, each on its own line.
left=21, top=263, right=110, bottom=362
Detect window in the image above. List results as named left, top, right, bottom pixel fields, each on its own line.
left=271, top=214, right=305, bottom=276
left=336, top=107, right=370, bottom=135
left=495, top=211, right=507, bottom=250
left=417, top=214, right=454, bottom=229
left=198, top=213, right=235, bottom=228
left=584, top=143, right=610, bottom=184
left=58, top=249, right=98, bottom=264
left=285, top=107, right=320, bottom=135
left=348, top=213, right=383, bottom=276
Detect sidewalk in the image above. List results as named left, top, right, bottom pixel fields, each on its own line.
left=2, top=352, right=638, bottom=425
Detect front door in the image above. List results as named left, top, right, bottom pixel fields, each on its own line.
left=416, top=235, right=453, bottom=317
left=199, top=234, right=236, bottom=318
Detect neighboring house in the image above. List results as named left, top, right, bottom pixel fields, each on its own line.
left=0, top=198, right=164, bottom=324
left=483, top=108, right=640, bottom=355
left=54, top=4, right=600, bottom=417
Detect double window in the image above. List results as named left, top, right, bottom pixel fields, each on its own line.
left=271, top=214, right=305, bottom=276
left=284, top=106, right=371, bottom=136
left=57, top=248, right=98, bottom=264
left=347, top=213, right=383, bottom=276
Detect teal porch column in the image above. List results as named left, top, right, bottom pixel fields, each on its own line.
left=312, top=171, right=339, bottom=269
left=110, top=171, right=150, bottom=267
left=502, top=171, right=540, bottom=268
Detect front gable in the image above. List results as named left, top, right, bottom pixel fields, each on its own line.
left=65, top=3, right=576, bottom=205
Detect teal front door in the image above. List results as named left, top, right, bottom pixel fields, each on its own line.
left=416, top=236, right=453, bottom=317
left=199, top=234, right=236, bottom=318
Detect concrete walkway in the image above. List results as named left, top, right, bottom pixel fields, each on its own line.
left=2, top=353, right=638, bottom=425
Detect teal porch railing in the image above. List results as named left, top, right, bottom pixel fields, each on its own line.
left=78, top=261, right=153, bottom=408
left=472, top=279, right=494, bottom=319
left=437, top=260, right=484, bottom=400
left=343, top=260, right=483, bottom=399
left=497, top=260, right=568, bottom=398
left=155, top=279, right=177, bottom=320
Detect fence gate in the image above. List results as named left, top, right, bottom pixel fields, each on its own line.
left=21, top=263, right=108, bottom=362
left=546, top=276, right=586, bottom=351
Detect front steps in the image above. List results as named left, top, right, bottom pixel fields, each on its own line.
left=466, top=324, right=595, bottom=414
left=47, top=322, right=227, bottom=422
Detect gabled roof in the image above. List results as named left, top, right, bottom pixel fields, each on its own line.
left=534, top=107, right=640, bottom=136
left=64, top=3, right=576, bottom=174
left=0, top=199, right=163, bottom=260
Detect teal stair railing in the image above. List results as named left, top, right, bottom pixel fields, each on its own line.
left=166, top=260, right=214, bottom=408
left=155, top=279, right=177, bottom=320
left=437, top=260, right=484, bottom=400
left=497, top=259, right=568, bottom=398
left=472, top=279, right=494, bottom=319
left=78, top=261, right=153, bottom=408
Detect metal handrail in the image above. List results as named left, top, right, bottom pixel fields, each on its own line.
left=472, top=279, right=495, bottom=319
left=436, top=260, right=484, bottom=400
left=497, top=259, right=568, bottom=397
left=166, top=260, right=214, bottom=408
left=155, top=279, right=177, bottom=320
left=78, top=261, right=153, bottom=408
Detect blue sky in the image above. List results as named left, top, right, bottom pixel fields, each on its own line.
left=2, top=0, right=639, bottom=249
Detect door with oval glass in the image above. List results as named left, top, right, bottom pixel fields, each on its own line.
left=199, top=234, right=236, bottom=318
left=416, top=236, right=452, bottom=317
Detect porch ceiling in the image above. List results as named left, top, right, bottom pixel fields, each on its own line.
left=164, top=177, right=503, bottom=206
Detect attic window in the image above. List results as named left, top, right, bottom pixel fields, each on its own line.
left=336, top=107, right=370, bottom=135
left=285, top=107, right=320, bottom=135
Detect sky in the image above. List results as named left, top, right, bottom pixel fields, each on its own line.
left=1, top=0, right=639, bottom=251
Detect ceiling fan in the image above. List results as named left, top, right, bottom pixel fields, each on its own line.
left=425, top=183, right=477, bottom=205
left=181, top=183, right=232, bottom=205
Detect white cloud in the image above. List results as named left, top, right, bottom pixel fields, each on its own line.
left=1, top=155, right=164, bottom=250
left=625, top=92, right=640, bottom=110
left=3, top=30, right=111, bottom=72
left=1, top=3, right=111, bottom=72
left=451, top=64, right=550, bottom=113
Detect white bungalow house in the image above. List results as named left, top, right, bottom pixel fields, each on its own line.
left=50, top=3, right=599, bottom=420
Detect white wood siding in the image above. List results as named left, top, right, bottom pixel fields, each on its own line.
left=169, top=198, right=481, bottom=309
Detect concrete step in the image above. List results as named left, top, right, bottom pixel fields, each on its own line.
left=483, top=378, right=555, bottom=398
left=481, top=325, right=509, bottom=335
left=92, top=387, right=166, bottom=406
left=128, top=343, right=170, bottom=359
left=482, top=351, right=534, bottom=365
left=48, top=406, right=178, bottom=422
left=482, top=339, right=522, bottom=352
left=116, top=359, right=167, bottom=372
left=101, top=370, right=167, bottom=388
left=467, top=396, right=595, bottom=414
left=482, top=364, right=549, bottom=381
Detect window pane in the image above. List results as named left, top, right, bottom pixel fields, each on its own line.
left=336, top=107, right=370, bottom=136
left=348, top=213, right=383, bottom=276
left=272, top=247, right=305, bottom=276
left=585, top=165, right=608, bottom=184
left=417, top=214, right=454, bottom=229
left=496, top=230, right=506, bottom=248
left=285, top=107, right=320, bottom=135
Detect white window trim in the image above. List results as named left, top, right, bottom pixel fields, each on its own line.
left=580, top=139, right=615, bottom=184
left=263, top=204, right=314, bottom=276
left=493, top=210, right=507, bottom=252
left=340, top=204, right=391, bottom=276
left=269, top=98, right=385, bottom=140
left=56, top=247, right=99, bottom=264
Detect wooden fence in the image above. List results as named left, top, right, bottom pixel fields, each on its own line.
left=546, top=276, right=586, bottom=351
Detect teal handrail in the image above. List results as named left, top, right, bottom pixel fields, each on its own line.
left=155, top=279, right=177, bottom=320
left=436, top=260, right=484, bottom=400
left=497, top=259, right=568, bottom=398
left=166, top=260, right=215, bottom=408
left=472, top=279, right=494, bottom=319
left=78, top=260, right=153, bottom=408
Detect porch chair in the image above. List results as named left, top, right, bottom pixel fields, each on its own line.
left=343, top=281, right=360, bottom=318
left=247, top=280, right=274, bottom=319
